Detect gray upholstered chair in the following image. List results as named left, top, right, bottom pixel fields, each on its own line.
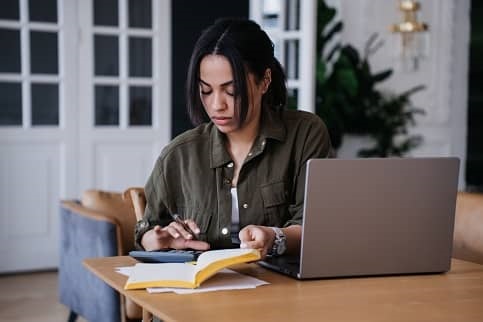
left=59, top=189, right=142, bottom=322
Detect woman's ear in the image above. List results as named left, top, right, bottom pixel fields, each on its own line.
left=262, top=68, right=272, bottom=93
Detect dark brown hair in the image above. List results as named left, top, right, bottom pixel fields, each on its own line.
left=186, top=18, right=287, bottom=126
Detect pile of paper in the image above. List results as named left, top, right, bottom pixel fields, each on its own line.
left=116, top=266, right=268, bottom=294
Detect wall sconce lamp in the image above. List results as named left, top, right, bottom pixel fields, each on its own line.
left=390, top=0, right=429, bottom=71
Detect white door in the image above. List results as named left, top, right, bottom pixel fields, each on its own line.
left=0, top=0, right=171, bottom=273
left=77, top=0, right=170, bottom=192
left=0, top=0, right=78, bottom=272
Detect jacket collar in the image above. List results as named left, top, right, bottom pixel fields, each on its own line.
left=210, top=107, right=286, bottom=169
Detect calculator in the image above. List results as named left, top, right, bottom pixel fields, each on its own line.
left=128, top=249, right=203, bottom=263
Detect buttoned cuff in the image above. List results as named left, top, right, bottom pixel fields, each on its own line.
left=134, top=219, right=152, bottom=250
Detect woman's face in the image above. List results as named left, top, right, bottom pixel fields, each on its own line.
left=199, top=54, right=268, bottom=135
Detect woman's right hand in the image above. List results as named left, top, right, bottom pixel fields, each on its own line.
left=141, top=224, right=211, bottom=251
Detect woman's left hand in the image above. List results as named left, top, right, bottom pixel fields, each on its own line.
left=238, top=224, right=276, bottom=258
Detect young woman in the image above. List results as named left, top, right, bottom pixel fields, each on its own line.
left=135, top=18, right=332, bottom=258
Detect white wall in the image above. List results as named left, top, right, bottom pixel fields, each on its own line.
left=336, top=0, right=470, bottom=188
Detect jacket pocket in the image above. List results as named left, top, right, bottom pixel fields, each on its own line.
left=260, top=181, right=288, bottom=227
left=261, top=181, right=287, bottom=208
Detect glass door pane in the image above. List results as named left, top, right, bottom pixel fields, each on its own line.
left=29, top=0, right=58, bottom=22
left=0, top=29, right=21, bottom=72
left=93, top=0, right=119, bottom=26
left=129, top=86, right=151, bottom=125
left=95, top=85, right=119, bottom=125
left=128, top=0, right=151, bottom=28
left=94, top=35, right=119, bottom=76
left=1, top=0, right=19, bottom=20
left=129, top=37, right=152, bottom=77
left=30, top=31, right=58, bottom=74
left=0, top=82, right=22, bottom=125
left=31, top=83, right=59, bottom=125
left=285, top=0, right=300, bottom=31
left=284, top=39, right=299, bottom=80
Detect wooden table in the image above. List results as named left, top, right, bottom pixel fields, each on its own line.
left=84, top=256, right=483, bottom=322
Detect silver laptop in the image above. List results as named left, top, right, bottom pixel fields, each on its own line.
left=259, top=157, right=460, bottom=279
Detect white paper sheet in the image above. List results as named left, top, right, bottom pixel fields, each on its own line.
left=116, top=266, right=134, bottom=276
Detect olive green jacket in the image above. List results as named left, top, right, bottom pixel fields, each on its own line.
left=135, top=108, right=332, bottom=249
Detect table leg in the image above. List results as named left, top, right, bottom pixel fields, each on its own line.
left=142, top=308, right=153, bottom=322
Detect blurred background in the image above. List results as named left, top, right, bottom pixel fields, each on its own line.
left=0, top=0, right=480, bottom=273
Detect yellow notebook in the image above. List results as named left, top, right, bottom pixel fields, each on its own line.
left=124, top=248, right=261, bottom=289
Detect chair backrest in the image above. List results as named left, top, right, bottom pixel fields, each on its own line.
left=81, top=189, right=137, bottom=255
left=453, top=192, right=483, bottom=264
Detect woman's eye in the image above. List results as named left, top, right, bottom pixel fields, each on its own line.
left=200, top=89, right=212, bottom=96
left=225, top=86, right=235, bottom=96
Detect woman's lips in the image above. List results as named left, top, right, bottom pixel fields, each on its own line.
left=212, top=116, right=232, bottom=126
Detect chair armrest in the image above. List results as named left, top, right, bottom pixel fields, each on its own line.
left=59, top=200, right=121, bottom=322
left=61, top=200, right=124, bottom=254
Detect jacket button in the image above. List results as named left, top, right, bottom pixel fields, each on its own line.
left=242, top=203, right=248, bottom=209
left=221, top=227, right=229, bottom=235
left=247, top=152, right=253, bottom=157
left=227, top=162, right=234, bottom=168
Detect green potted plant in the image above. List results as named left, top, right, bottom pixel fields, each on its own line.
left=315, top=0, right=425, bottom=157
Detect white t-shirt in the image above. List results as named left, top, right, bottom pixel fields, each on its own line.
left=230, top=187, right=240, bottom=244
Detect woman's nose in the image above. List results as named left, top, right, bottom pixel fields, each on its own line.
left=212, top=92, right=226, bottom=111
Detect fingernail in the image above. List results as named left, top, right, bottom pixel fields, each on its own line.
left=195, top=228, right=200, bottom=234
left=240, top=243, right=247, bottom=248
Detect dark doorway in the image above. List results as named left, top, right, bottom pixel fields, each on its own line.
left=171, top=0, right=249, bottom=138
left=467, top=1, right=483, bottom=191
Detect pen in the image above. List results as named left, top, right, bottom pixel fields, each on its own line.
left=171, top=213, right=198, bottom=240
